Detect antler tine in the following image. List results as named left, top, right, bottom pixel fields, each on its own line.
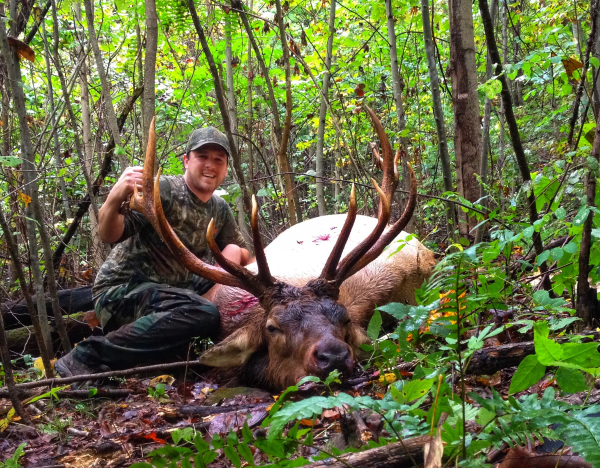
left=205, top=219, right=268, bottom=296
left=328, top=106, right=405, bottom=287
left=320, top=184, right=357, bottom=281
left=364, top=105, right=398, bottom=198
left=136, top=118, right=264, bottom=295
left=348, top=162, right=417, bottom=277
left=251, top=195, right=275, bottom=286
left=332, top=179, right=391, bottom=286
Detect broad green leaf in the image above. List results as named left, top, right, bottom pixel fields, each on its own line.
left=509, top=354, right=546, bottom=394
left=555, top=367, right=588, bottom=393
left=561, top=342, right=600, bottom=368
left=401, top=378, right=434, bottom=402
left=534, top=323, right=563, bottom=365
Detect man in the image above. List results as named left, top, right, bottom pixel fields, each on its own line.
left=55, top=127, right=250, bottom=377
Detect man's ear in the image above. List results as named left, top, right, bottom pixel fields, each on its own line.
left=183, top=153, right=189, bottom=170
left=199, top=325, right=262, bottom=367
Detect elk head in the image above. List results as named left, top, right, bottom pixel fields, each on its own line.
left=132, top=108, right=417, bottom=390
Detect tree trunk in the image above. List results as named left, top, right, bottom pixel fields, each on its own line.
left=567, top=0, right=599, bottom=146
left=1, top=6, right=73, bottom=354
left=274, top=0, right=299, bottom=225
left=186, top=0, right=252, bottom=217
left=82, top=0, right=126, bottom=170
left=475, top=0, right=498, bottom=244
left=385, top=0, right=413, bottom=232
left=0, top=310, right=30, bottom=423
left=50, top=0, right=99, bottom=223
left=0, top=204, right=54, bottom=376
left=577, top=116, right=600, bottom=328
left=421, top=0, right=456, bottom=239
left=225, top=11, right=252, bottom=247
left=74, top=0, right=105, bottom=267
left=142, top=0, right=158, bottom=151
left=498, top=0, right=507, bottom=171
left=315, top=0, right=336, bottom=216
left=41, top=24, right=70, bottom=216
left=594, top=9, right=600, bottom=120
left=478, top=0, right=553, bottom=293
left=512, top=1, right=524, bottom=106
left=448, top=0, right=481, bottom=237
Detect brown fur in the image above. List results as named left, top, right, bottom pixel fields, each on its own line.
left=201, top=214, right=437, bottom=390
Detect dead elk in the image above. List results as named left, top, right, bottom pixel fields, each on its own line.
left=131, top=109, right=437, bottom=390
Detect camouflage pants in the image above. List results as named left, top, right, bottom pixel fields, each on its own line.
left=69, top=279, right=219, bottom=371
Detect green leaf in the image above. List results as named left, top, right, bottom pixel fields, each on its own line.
left=561, top=342, right=600, bottom=368
left=509, top=354, right=546, bottom=394
left=401, top=378, right=434, bottom=402
left=555, top=367, right=588, bottom=393
left=591, top=57, right=600, bottom=68
left=534, top=325, right=564, bottom=365
left=523, top=225, right=535, bottom=238
left=223, top=445, right=241, bottom=468
left=0, top=156, right=23, bottom=167
left=550, top=247, right=564, bottom=261
left=390, top=384, right=406, bottom=405
left=563, top=242, right=578, bottom=254
left=366, top=309, right=382, bottom=342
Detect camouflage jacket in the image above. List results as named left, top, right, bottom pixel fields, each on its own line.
left=93, top=175, right=246, bottom=299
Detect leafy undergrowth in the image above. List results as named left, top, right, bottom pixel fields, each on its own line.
left=2, top=246, right=600, bottom=467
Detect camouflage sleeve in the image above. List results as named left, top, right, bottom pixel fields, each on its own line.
left=115, top=177, right=174, bottom=243
left=215, top=200, right=247, bottom=251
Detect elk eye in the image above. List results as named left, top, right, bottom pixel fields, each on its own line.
left=266, top=324, right=281, bottom=334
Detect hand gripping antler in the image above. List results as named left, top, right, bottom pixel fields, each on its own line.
left=318, top=106, right=417, bottom=287
left=130, top=118, right=274, bottom=299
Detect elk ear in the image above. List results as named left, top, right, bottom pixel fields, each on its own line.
left=199, top=325, right=263, bottom=367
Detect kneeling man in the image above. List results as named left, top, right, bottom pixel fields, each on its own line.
left=56, top=127, right=250, bottom=377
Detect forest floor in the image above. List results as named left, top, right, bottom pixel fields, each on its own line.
left=2, top=335, right=600, bottom=468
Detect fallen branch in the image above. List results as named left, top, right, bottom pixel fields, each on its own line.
left=0, top=359, right=206, bottom=396
left=6, top=311, right=93, bottom=353
left=177, top=402, right=270, bottom=418
left=303, top=434, right=430, bottom=468
left=1, top=286, right=93, bottom=329
left=467, top=331, right=600, bottom=375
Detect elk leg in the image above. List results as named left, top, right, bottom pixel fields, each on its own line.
left=56, top=282, right=220, bottom=377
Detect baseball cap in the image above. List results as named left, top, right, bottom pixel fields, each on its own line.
left=185, top=127, right=231, bottom=158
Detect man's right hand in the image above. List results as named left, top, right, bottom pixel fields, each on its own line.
left=98, top=166, right=144, bottom=243
left=110, top=166, right=144, bottom=205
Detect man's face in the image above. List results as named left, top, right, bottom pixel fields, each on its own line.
left=184, top=144, right=228, bottom=201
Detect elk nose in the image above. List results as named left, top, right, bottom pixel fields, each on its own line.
left=313, top=342, right=351, bottom=373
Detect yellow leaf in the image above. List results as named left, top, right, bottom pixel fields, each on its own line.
left=150, top=375, right=175, bottom=386
left=18, top=191, right=31, bottom=207
left=34, top=357, right=56, bottom=377
left=0, top=408, right=16, bottom=432
left=562, top=56, right=583, bottom=79
left=378, top=373, right=397, bottom=385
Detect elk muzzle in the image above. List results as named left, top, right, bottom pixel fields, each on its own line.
left=308, top=338, right=353, bottom=376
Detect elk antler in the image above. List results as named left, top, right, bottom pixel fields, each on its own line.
left=130, top=117, right=274, bottom=298
left=319, top=106, right=417, bottom=287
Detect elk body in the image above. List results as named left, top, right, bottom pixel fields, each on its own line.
left=132, top=108, right=436, bottom=390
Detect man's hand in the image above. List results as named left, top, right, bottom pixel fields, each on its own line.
left=110, top=166, right=144, bottom=205
left=98, top=166, right=144, bottom=243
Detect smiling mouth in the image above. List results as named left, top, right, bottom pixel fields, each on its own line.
left=202, top=174, right=216, bottom=179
